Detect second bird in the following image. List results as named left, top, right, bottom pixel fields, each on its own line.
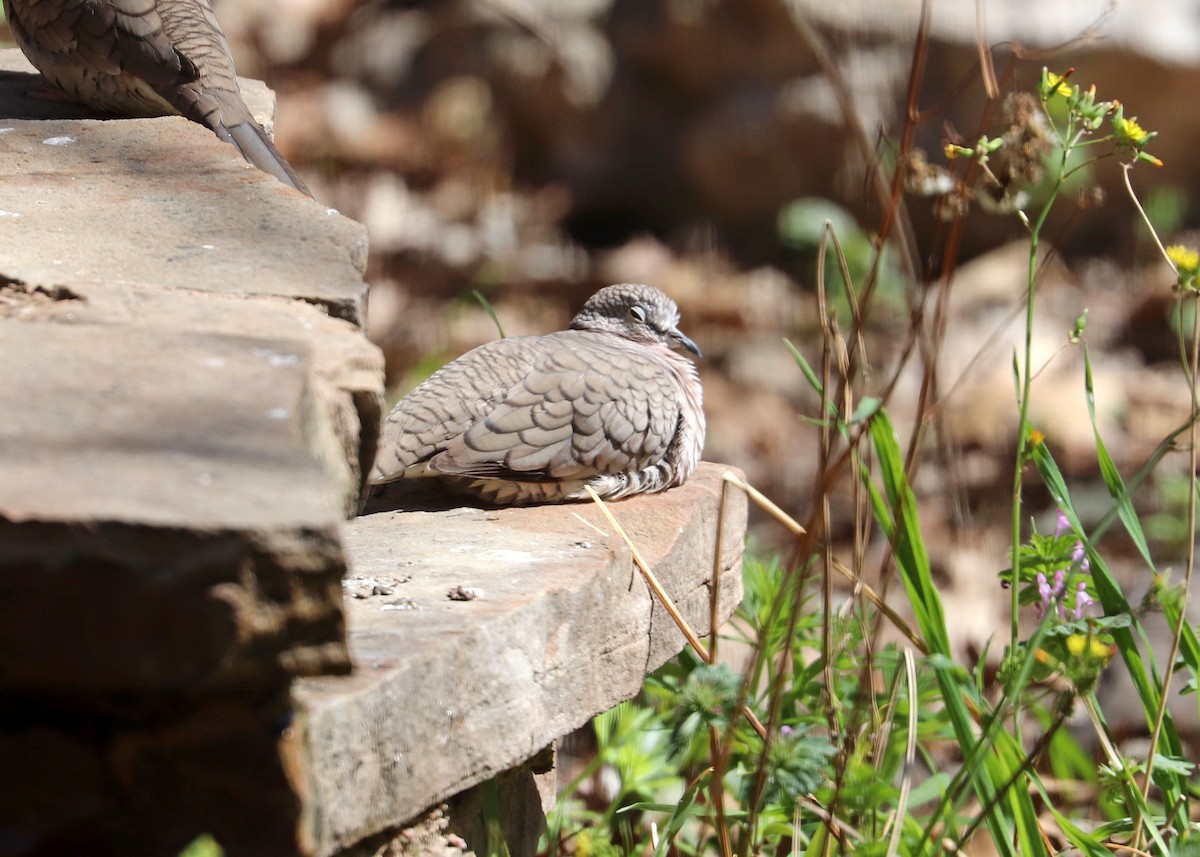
left=372, top=283, right=707, bottom=506
left=3, top=0, right=311, bottom=195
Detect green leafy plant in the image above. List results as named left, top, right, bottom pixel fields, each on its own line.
left=543, top=48, right=1200, bottom=857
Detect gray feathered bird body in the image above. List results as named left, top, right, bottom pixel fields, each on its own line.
left=4, top=0, right=311, bottom=194
left=372, top=284, right=706, bottom=505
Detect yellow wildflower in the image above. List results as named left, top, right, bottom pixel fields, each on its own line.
left=1167, top=244, right=1200, bottom=274
left=1167, top=245, right=1200, bottom=291
left=1114, top=114, right=1150, bottom=146
left=1045, top=71, right=1073, bottom=98
left=1038, top=68, right=1075, bottom=102
left=1110, top=105, right=1161, bottom=164
left=1065, top=634, right=1086, bottom=657
left=1066, top=633, right=1111, bottom=661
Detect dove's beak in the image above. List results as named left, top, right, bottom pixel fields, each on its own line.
left=670, top=328, right=702, bottom=358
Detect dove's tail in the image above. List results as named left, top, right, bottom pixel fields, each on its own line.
left=219, top=120, right=313, bottom=198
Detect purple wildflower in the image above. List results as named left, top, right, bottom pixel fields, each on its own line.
left=1052, top=570, right=1066, bottom=618
left=1036, top=572, right=1051, bottom=618
left=1072, top=541, right=1090, bottom=572
left=1073, top=581, right=1095, bottom=620
left=1055, top=510, right=1071, bottom=536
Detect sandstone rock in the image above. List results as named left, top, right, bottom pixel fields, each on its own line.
left=0, top=319, right=352, bottom=691
left=0, top=50, right=368, bottom=323
left=294, top=463, right=747, bottom=856
left=0, top=44, right=388, bottom=855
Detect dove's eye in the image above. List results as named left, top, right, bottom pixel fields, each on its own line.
left=628, top=305, right=647, bottom=323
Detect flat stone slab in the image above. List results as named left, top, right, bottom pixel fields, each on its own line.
left=0, top=318, right=351, bottom=691
left=0, top=47, right=386, bottom=693
left=292, top=463, right=747, bottom=856
left=0, top=49, right=369, bottom=324
left=0, top=277, right=385, bottom=515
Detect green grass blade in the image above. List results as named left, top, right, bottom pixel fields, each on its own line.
left=1083, top=345, right=1154, bottom=569
left=471, top=289, right=506, bottom=338
left=1032, top=444, right=1148, bottom=689
left=1041, top=798, right=1111, bottom=857
left=649, top=775, right=705, bottom=857
left=784, top=337, right=826, bottom=400
left=867, top=411, right=947, bottom=657
left=849, top=396, right=882, bottom=424
left=865, top=410, right=1046, bottom=857
left=1031, top=442, right=1187, bottom=824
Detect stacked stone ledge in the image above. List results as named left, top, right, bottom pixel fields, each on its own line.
left=0, top=48, right=382, bottom=856
left=0, top=49, right=747, bottom=857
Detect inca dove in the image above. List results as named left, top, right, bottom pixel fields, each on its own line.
left=372, top=283, right=706, bottom=505
left=3, top=0, right=312, bottom=195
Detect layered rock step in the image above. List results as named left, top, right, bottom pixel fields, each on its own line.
left=0, top=47, right=382, bottom=855
left=297, top=463, right=746, bottom=855
left=0, top=47, right=747, bottom=857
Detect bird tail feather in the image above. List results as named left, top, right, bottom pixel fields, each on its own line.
left=219, top=121, right=313, bottom=198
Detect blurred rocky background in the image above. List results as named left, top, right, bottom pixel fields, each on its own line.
left=7, top=0, right=1200, bottom=701
left=216, top=2, right=1190, bottom=504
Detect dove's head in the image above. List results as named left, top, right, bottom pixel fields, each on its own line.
left=571, top=283, right=702, bottom=358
